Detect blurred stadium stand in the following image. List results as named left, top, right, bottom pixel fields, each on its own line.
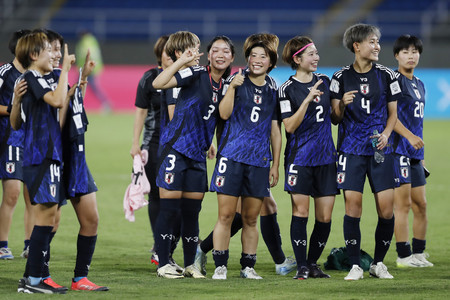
left=1, top=0, right=449, bottom=67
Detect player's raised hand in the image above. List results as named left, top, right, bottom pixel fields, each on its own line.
left=231, top=68, right=244, bottom=88
left=341, top=90, right=358, bottom=106
left=62, top=43, right=76, bottom=72
left=81, top=49, right=96, bottom=79
left=180, top=47, right=203, bottom=65
left=306, top=79, right=324, bottom=103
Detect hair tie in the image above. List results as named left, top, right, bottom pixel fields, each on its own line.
left=292, top=43, right=314, bottom=58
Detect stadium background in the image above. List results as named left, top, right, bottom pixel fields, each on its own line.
left=1, top=0, right=449, bottom=115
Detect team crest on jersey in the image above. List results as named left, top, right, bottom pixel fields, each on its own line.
left=254, top=94, right=262, bottom=104
left=313, top=96, right=321, bottom=103
left=5, top=162, right=15, bottom=174
left=413, top=89, right=421, bottom=99
left=337, top=172, right=345, bottom=184
left=212, top=92, right=218, bottom=103
left=165, top=172, right=174, bottom=184
left=401, top=167, right=409, bottom=179
left=287, top=174, right=297, bottom=186
left=49, top=184, right=56, bottom=197
left=360, top=84, right=369, bottom=95
left=215, top=175, right=225, bottom=187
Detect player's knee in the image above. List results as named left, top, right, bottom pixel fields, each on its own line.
left=218, top=212, right=235, bottom=226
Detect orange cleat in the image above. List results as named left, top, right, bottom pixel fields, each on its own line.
left=43, top=277, right=68, bottom=291
left=71, top=277, right=109, bottom=291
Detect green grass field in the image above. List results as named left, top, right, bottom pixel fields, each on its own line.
left=1, top=113, right=450, bottom=299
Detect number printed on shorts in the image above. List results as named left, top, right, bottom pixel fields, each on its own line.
left=400, top=155, right=410, bottom=166
left=338, top=154, right=347, bottom=171
left=166, top=154, right=176, bottom=171
left=289, top=163, right=298, bottom=174
left=50, top=164, right=60, bottom=183
left=218, top=157, right=228, bottom=173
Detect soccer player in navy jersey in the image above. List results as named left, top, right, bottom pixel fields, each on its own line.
left=330, top=24, right=400, bottom=280
left=195, top=33, right=296, bottom=278
left=11, top=31, right=75, bottom=294
left=279, top=36, right=338, bottom=280
left=391, top=35, right=432, bottom=268
left=0, top=29, right=34, bottom=261
left=152, top=31, right=234, bottom=279
left=209, top=33, right=281, bottom=280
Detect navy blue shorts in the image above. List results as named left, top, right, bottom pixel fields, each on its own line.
left=0, top=145, right=23, bottom=181
left=23, top=160, right=64, bottom=205
left=156, top=147, right=208, bottom=193
left=393, top=154, right=426, bottom=188
left=285, top=162, right=339, bottom=197
left=210, top=156, right=270, bottom=198
left=336, top=152, right=395, bottom=193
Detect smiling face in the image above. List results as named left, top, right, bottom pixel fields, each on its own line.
left=395, top=45, right=420, bottom=71
left=208, top=39, right=234, bottom=73
left=50, top=39, right=62, bottom=68
left=296, top=44, right=319, bottom=73
left=247, top=46, right=271, bottom=76
left=34, top=41, right=54, bottom=74
left=356, top=33, right=380, bottom=62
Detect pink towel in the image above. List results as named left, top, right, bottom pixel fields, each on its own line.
left=123, top=150, right=151, bottom=222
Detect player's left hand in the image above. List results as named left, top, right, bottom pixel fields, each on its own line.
left=370, top=132, right=388, bottom=150
left=81, top=49, right=96, bottom=80
left=68, top=83, right=77, bottom=98
left=269, top=166, right=279, bottom=187
left=14, top=79, right=27, bottom=100
left=207, top=143, right=216, bottom=160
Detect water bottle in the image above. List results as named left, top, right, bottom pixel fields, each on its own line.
left=371, top=130, right=385, bottom=163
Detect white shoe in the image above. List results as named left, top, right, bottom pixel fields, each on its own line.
left=20, top=246, right=29, bottom=259
left=275, top=256, right=297, bottom=275
left=240, top=267, right=263, bottom=279
left=396, top=255, right=425, bottom=268
left=157, top=264, right=184, bottom=279
left=183, top=264, right=206, bottom=278
left=194, top=245, right=207, bottom=275
left=169, top=256, right=184, bottom=273
left=212, top=266, right=227, bottom=280
left=369, top=262, right=394, bottom=279
left=0, top=247, right=14, bottom=260
left=413, top=253, right=434, bottom=267
left=344, top=265, right=363, bottom=281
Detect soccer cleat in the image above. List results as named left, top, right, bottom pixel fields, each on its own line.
left=157, top=264, right=184, bottom=279
left=308, top=263, right=330, bottom=278
left=151, top=253, right=159, bottom=266
left=43, top=277, right=68, bottom=291
left=240, top=267, right=263, bottom=279
left=71, top=277, right=109, bottom=291
left=194, top=244, right=207, bottom=275
left=293, top=266, right=309, bottom=280
left=183, top=264, right=206, bottom=279
left=0, top=247, right=14, bottom=260
left=275, top=256, right=297, bottom=275
left=20, top=246, right=29, bottom=259
left=396, top=255, right=425, bottom=268
left=20, top=278, right=67, bottom=294
left=369, top=262, right=394, bottom=279
left=344, top=265, right=364, bottom=281
left=413, top=253, right=434, bottom=267
left=169, top=256, right=184, bottom=273
left=212, top=266, right=227, bottom=280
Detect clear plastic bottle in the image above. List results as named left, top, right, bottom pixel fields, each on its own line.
left=371, top=130, right=385, bottom=163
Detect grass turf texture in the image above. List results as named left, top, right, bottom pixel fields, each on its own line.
left=1, top=113, right=449, bottom=299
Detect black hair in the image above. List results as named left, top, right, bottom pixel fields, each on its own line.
left=206, top=35, right=235, bottom=79
left=8, top=29, right=31, bottom=55
left=393, top=34, right=423, bottom=55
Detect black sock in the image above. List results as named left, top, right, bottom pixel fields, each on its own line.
left=27, top=225, right=53, bottom=278
left=170, top=214, right=181, bottom=257
left=260, top=213, right=285, bottom=264
left=240, top=252, right=257, bottom=269
left=180, top=198, right=202, bottom=267
left=212, top=249, right=229, bottom=267
left=24, top=240, right=30, bottom=250
left=343, top=215, right=361, bottom=266
left=290, top=216, right=308, bottom=268
left=148, top=194, right=160, bottom=245
left=155, top=198, right=181, bottom=266
left=74, top=235, right=97, bottom=278
left=412, top=238, right=426, bottom=254
left=42, top=231, right=56, bottom=278
left=307, top=221, right=331, bottom=265
left=396, top=241, right=412, bottom=258
left=373, top=216, right=395, bottom=264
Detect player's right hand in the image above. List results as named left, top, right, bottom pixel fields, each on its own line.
left=231, top=68, right=244, bottom=88
left=130, top=144, right=141, bottom=158
left=62, top=44, right=76, bottom=72
left=14, top=79, right=27, bottom=100
left=341, top=90, right=358, bottom=106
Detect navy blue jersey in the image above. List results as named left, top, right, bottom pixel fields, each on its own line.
left=0, top=63, right=22, bottom=148
left=392, top=71, right=425, bottom=160
left=135, top=67, right=162, bottom=148
left=159, top=66, right=222, bottom=162
left=330, top=63, right=401, bottom=155
left=279, top=73, right=336, bottom=166
left=20, top=70, right=63, bottom=166
left=218, top=74, right=278, bottom=168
